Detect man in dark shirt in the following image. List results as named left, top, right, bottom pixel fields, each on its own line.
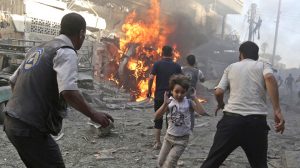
left=4, top=13, right=113, bottom=168
left=147, top=45, right=182, bottom=149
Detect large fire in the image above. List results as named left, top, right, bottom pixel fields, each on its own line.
left=108, top=0, right=180, bottom=101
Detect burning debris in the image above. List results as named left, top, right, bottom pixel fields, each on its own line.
left=103, top=0, right=180, bottom=101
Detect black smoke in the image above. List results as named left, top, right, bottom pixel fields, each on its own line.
left=165, top=12, right=218, bottom=60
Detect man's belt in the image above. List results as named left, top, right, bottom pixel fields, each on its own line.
left=223, top=111, right=266, bottom=119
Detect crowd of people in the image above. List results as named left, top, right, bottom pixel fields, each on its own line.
left=274, top=69, right=300, bottom=105
left=3, top=13, right=285, bottom=168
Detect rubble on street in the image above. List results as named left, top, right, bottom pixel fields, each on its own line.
left=1, top=81, right=299, bottom=168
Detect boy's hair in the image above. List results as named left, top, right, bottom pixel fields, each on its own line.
left=162, top=45, right=173, bottom=57
left=60, top=13, right=86, bottom=37
left=169, top=74, right=190, bottom=91
left=186, top=55, right=196, bottom=66
left=239, top=41, right=259, bottom=60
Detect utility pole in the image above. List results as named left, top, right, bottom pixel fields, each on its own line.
left=248, top=3, right=257, bottom=41
left=271, top=0, right=282, bottom=66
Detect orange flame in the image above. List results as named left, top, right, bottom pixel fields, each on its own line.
left=110, top=0, right=180, bottom=101
left=108, top=74, right=119, bottom=85
left=136, top=79, right=149, bottom=102
left=120, top=0, right=171, bottom=53
left=127, top=58, right=149, bottom=80
left=198, top=98, right=208, bottom=103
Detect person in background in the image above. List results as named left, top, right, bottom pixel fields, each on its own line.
left=273, top=69, right=283, bottom=87
left=181, top=54, right=205, bottom=97
left=295, top=75, right=300, bottom=105
left=285, top=73, right=294, bottom=95
left=201, top=41, right=285, bottom=168
left=147, top=45, right=182, bottom=150
left=4, top=13, right=113, bottom=168
left=182, top=54, right=207, bottom=129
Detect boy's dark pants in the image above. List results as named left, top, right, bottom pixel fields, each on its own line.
left=201, top=112, right=270, bottom=168
left=3, top=114, right=65, bottom=168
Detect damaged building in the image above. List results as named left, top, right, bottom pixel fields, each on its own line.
left=1, top=1, right=299, bottom=168
left=0, top=0, right=243, bottom=101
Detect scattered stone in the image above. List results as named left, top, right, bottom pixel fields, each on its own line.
left=94, top=153, right=114, bottom=160
left=103, top=97, right=130, bottom=103
left=146, top=126, right=154, bottom=129
left=78, top=73, right=94, bottom=90
left=132, top=108, right=143, bottom=112
left=152, top=155, right=158, bottom=159
left=194, top=122, right=209, bottom=128
left=126, top=121, right=142, bottom=126
left=62, top=152, right=69, bottom=156
left=93, top=98, right=107, bottom=108
left=82, top=91, right=93, bottom=103
left=267, top=155, right=280, bottom=159
left=94, top=147, right=129, bottom=161
left=177, top=160, right=184, bottom=166
left=54, top=132, right=64, bottom=141
left=283, top=150, right=300, bottom=168
left=88, top=120, right=115, bottom=137
left=82, top=136, right=89, bottom=142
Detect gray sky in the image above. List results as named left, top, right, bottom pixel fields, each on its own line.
left=227, top=0, right=300, bottom=68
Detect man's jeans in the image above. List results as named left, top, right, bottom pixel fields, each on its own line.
left=201, top=112, right=270, bottom=168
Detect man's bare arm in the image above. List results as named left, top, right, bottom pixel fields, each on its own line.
left=147, top=74, right=155, bottom=98
left=61, top=90, right=113, bottom=127
left=264, top=73, right=285, bottom=134
left=214, top=88, right=225, bottom=116
left=215, top=88, right=225, bottom=108
left=154, top=92, right=170, bottom=119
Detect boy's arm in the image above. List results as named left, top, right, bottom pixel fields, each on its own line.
left=198, top=70, right=205, bottom=82
left=191, top=97, right=209, bottom=116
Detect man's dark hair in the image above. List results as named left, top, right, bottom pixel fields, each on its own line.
left=186, top=55, right=196, bottom=66
left=169, top=74, right=190, bottom=91
left=162, top=45, right=173, bottom=57
left=239, top=41, right=259, bottom=60
left=60, top=13, right=86, bottom=36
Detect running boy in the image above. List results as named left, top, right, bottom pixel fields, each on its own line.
left=155, top=74, right=207, bottom=168
left=182, top=54, right=205, bottom=98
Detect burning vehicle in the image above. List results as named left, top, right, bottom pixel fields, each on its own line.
left=99, top=0, right=180, bottom=101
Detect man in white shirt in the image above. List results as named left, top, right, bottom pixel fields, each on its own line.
left=201, top=41, right=285, bottom=168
